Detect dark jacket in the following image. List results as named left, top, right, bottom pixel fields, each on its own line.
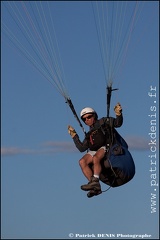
left=73, top=115, right=123, bottom=152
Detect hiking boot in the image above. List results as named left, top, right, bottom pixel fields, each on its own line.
left=87, top=190, right=102, bottom=198
left=81, top=176, right=101, bottom=191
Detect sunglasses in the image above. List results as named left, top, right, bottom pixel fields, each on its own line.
left=82, top=115, right=93, bottom=121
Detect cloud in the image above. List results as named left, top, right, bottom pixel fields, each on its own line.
left=1, top=141, right=77, bottom=157
left=125, top=136, right=149, bottom=151
left=42, top=141, right=77, bottom=150
left=1, top=136, right=157, bottom=157
left=1, top=147, right=35, bottom=156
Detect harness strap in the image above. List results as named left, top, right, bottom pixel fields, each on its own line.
left=66, top=98, right=86, bottom=136
left=90, top=135, right=94, bottom=145
left=99, top=117, right=115, bottom=148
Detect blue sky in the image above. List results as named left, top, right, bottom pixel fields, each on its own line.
left=1, top=1, right=159, bottom=239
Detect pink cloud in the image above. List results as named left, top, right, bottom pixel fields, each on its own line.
left=125, top=136, right=150, bottom=151
left=2, top=136, right=156, bottom=157
left=1, top=147, right=35, bottom=156
left=1, top=141, right=77, bottom=157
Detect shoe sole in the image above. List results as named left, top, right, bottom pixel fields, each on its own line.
left=87, top=190, right=102, bottom=198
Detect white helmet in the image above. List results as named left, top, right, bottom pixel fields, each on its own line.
left=80, top=107, right=98, bottom=120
